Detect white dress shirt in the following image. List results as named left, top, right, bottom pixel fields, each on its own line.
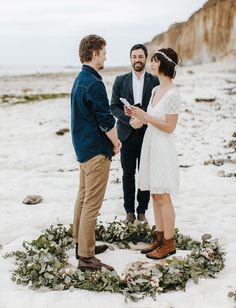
left=132, top=71, right=145, bottom=106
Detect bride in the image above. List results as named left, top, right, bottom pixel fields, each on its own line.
left=129, top=48, right=181, bottom=259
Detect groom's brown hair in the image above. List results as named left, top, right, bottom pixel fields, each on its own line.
left=79, top=34, right=106, bottom=64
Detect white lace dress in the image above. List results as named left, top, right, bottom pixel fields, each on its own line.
left=138, top=86, right=181, bottom=195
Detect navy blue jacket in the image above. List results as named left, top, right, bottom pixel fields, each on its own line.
left=71, top=65, right=115, bottom=163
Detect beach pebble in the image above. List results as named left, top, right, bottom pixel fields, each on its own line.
left=111, top=177, right=121, bottom=184
left=22, top=195, right=43, bottom=205
left=55, top=128, right=70, bottom=135
left=195, top=97, right=215, bottom=102
left=217, top=170, right=236, bottom=177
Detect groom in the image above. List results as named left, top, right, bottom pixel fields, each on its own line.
left=111, top=44, right=159, bottom=223
left=71, top=34, right=121, bottom=271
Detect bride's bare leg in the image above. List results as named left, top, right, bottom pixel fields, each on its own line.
left=155, top=193, right=175, bottom=239
left=146, top=193, right=176, bottom=259
left=152, top=194, right=164, bottom=231
left=140, top=194, right=165, bottom=254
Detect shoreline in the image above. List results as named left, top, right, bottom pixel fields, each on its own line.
left=1, top=58, right=235, bottom=79
left=0, top=65, right=130, bottom=78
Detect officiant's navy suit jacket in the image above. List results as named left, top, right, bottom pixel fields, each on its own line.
left=110, top=72, right=159, bottom=141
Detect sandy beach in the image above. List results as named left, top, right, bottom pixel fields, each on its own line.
left=0, top=61, right=236, bottom=308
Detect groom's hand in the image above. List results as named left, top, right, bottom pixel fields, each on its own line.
left=112, top=140, right=122, bottom=156
left=129, top=117, right=143, bottom=129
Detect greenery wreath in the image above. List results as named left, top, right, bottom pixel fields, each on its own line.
left=4, top=221, right=225, bottom=302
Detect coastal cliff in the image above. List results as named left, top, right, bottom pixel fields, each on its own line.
left=145, top=0, right=236, bottom=64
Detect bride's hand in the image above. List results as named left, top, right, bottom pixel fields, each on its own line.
left=131, top=106, right=146, bottom=121
left=124, top=106, right=132, bottom=116
left=129, top=117, right=143, bottom=129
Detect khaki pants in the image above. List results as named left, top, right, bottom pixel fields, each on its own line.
left=73, top=154, right=110, bottom=258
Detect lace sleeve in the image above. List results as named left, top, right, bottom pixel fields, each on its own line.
left=165, top=92, right=181, bottom=114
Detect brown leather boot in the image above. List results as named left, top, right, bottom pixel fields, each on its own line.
left=140, top=231, right=164, bottom=254
left=78, top=256, right=114, bottom=271
left=146, top=238, right=176, bottom=259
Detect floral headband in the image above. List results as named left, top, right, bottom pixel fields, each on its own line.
left=156, top=50, right=177, bottom=66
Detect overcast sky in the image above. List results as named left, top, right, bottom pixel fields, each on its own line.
left=0, top=0, right=206, bottom=67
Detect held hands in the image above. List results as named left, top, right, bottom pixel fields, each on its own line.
left=112, top=140, right=122, bottom=156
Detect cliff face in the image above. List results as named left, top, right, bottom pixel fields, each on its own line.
left=145, top=0, right=236, bottom=64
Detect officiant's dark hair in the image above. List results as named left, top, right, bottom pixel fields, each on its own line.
left=151, top=48, right=180, bottom=79
left=79, top=34, right=106, bottom=63
left=130, top=44, right=148, bottom=58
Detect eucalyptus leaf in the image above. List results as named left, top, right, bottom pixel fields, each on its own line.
left=64, top=276, right=71, bottom=284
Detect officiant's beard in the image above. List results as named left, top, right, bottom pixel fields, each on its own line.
left=133, top=62, right=145, bottom=72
